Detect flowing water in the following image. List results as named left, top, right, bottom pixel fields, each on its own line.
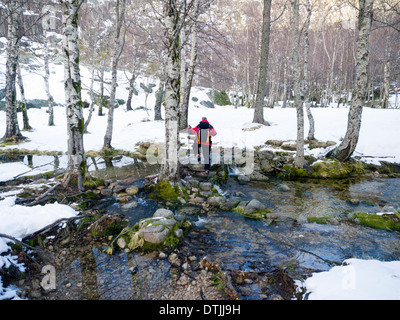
left=50, top=172, right=400, bottom=300
left=2, top=155, right=400, bottom=299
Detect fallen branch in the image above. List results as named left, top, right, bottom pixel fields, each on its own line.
left=12, top=161, right=54, bottom=180
left=26, top=181, right=62, bottom=206
left=0, top=233, right=37, bottom=251
left=0, top=233, right=50, bottom=265
left=23, top=215, right=84, bottom=241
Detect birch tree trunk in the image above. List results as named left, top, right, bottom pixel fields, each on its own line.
left=84, top=49, right=97, bottom=133
left=282, top=62, right=288, bottom=108
left=252, top=0, right=272, bottom=125
left=179, top=0, right=200, bottom=130
left=382, top=61, right=390, bottom=109
left=60, top=0, right=86, bottom=191
left=154, top=81, right=165, bottom=121
left=43, top=12, right=55, bottom=126
left=126, top=72, right=137, bottom=111
left=98, top=56, right=105, bottom=116
left=328, top=0, right=374, bottom=162
left=17, top=63, right=32, bottom=131
left=126, top=37, right=137, bottom=111
left=303, top=0, right=315, bottom=140
left=2, top=0, right=24, bottom=142
left=291, top=0, right=304, bottom=169
left=382, top=30, right=391, bottom=109
left=103, top=0, right=126, bottom=150
left=160, top=0, right=181, bottom=182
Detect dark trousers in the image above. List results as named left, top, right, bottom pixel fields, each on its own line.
left=195, top=143, right=212, bottom=170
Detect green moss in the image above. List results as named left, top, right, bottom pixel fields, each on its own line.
left=114, top=216, right=191, bottom=254
left=86, top=150, right=100, bottom=157
left=149, top=180, right=180, bottom=203
left=77, top=215, right=101, bottom=231
left=232, top=206, right=271, bottom=220
left=311, top=160, right=366, bottom=179
left=82, top=176, right=105, bottom=189
left=279, top=160, right=367, bottom=180
left=307, top=216, right=339, bottom=225
left=352, top=212, right=400, bottom=231
left=211, top=271, right=225, bottom=290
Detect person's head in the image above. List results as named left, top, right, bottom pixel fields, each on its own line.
left=201, top=117, right=207, bottom=121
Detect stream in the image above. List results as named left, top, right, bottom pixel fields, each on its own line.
left=2, top=154, right=400, bottom=300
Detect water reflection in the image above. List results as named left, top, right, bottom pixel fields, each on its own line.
left=54, top=245, right=174, bottom=300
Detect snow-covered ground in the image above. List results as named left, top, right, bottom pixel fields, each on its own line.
left=297, top=259, right=400, bottom=300
left=0, top=196, right=78, bottom=300
left=1, top=39, right=400, bottom=300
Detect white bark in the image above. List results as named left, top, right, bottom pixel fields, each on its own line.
left=43, top=12, right=54, bottom=126
left=303, top=0, right=314, bottom=141
left=2, top=0, right=24, bottom=142
left=60, top=0, right=86, bottom=190
left=17, top=63, right=31, bottom=131
left=104, top=0, right=126, bottom=150
left=330, top=0, right=374, bottom=162
left=160, top=0, right=181, bottom=182
left=253, top=0, right=272, bottom=125
left=291, top=0, right=304, bottom=169
left=179, top=0, right=200, bottom=130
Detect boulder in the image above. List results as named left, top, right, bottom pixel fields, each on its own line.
left=126, top=186, right=139, bottom=195
left=278, top=184, right=290, bottom=192
left=121, top=200, right=138, bottom=210
left=199, top=182, right=213, bottom=191
left=199, top=190, right=213, bottom=197
left=237, top=175, right=250, bottom=184
left=244, top=199, right=267, bottom=215
left=100, top=188, right=113, bottom=196
left=139, top=225, right=170, bottom=244
left=153, top=208, right=175, bottom=219
left=220, top=199, right=240, bottom=211
left=155, top=218, right=178, bottom=229
left=178, top=205, right=202, bottom=215
left=207, top=196, right=226, bottom=208
left=117, top=195, right=133, bottom=203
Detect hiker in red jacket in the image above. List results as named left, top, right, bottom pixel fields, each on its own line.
left=188, top=117, right=217, bottom=173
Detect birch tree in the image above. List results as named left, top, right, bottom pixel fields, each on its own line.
left=2, top=0, right=25, bottom=142
left=252, top=0, right=272, bottom=125
left=60, top=0, right=87, bottom=191
left=160, top=0, right=181, bottom=182
left=291, top=0, right=304, bottom=168
left=179, top=0, right=200, bottom=130
left=328, top=0, right=374, bottom=162
left=42, top=7, right=55, bottom=126
left=103, top=0, right=126, bottom=150
left=303, top=0, right=315, bottom=141
left=17, top=63, right=32, bottom=131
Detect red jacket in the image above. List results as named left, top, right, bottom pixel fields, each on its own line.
left=189, top=120, right=217, bottom=146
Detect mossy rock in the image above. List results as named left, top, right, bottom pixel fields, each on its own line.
left=281, top=160, right=367, bottom=179
left=232, top=205, right=271, bottom=220
left=110, top=215, right=192, bottom=254
left=82, top=177, right=106, bottom=189
left=148, top=180, right=182, bottom=204
left=307, top=216, right=340, bottom=225
left=311, top=160, right=366, bottom=179
left=282, top=165, right=309, bottom=179
left=351, top=212, right=400, bottom=232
